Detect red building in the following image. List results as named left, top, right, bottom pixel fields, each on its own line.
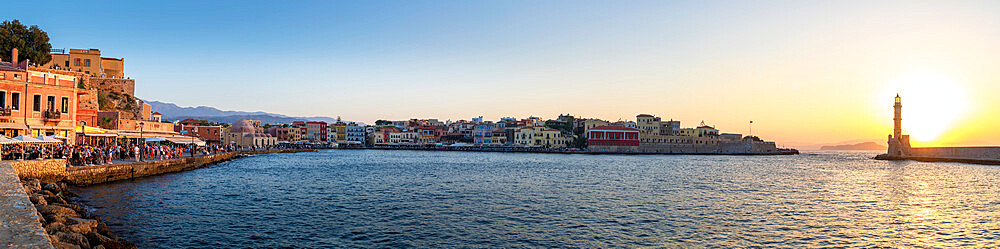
left=587, top=125, right=640, bottom=152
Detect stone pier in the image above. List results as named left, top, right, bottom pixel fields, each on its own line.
left=0, top=162, right=54, bottom=249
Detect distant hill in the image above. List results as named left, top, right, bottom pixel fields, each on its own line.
left=820, top=142, right=887, bottom=151
left=146, top=100, right=339, bottom=124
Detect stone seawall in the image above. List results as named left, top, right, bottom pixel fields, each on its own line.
left=64, top=152, right=240, bottom=185
left=10, top=149, right=316, bottom=186
left=10, top=159, right=68, bottom=183
left=876, top=146, right=1000, bottom=165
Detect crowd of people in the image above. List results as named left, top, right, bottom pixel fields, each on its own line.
left=1, top=143, right=239, bottom=166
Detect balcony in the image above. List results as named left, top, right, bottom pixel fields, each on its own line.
left=0, top=108, right=10, bottom=118
left=42, top=110, right=61, bottom=120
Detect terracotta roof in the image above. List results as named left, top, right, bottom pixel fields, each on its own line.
left=590, top=125, right=639, bottom=131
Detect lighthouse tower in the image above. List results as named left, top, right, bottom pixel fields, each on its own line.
left=888, top=94, right=910, bottom=157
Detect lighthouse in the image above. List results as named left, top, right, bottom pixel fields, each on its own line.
left=888, top=94, right=910, bottom=157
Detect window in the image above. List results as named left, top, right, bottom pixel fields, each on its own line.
left=11, top=93, right=19, bottom=110
left=47, top=96, right=55, bottom=112
left=65, top=61, right=69, bottom=67
left=61, top=97, right=69, bottom=113
left=75, top=59, right=81, bottom=66
left=84, top=59, right=91, bottom=67
left=33, top=95, right=41, bottom=112
left=0, top=91, right=4, bottom=108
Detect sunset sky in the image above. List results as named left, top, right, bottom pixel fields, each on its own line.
left=5, top=0, right=1000, bottom=147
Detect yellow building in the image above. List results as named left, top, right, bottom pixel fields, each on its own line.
left=514, top=126, right=571, bottom=148
left=43, top=49, right=125, bottom=78
left=679, top=128, right=696, bottom=137
left=331, top=123, right=347, bottom=142
left=581, top=119, right=610, bottom=134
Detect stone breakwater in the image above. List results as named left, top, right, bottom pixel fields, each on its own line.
left=20, top=178, right=136, bottom=249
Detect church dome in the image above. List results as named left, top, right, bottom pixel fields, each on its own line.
left=231, top=120, right=257, bottom=134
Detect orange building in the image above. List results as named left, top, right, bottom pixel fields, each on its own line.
left=0, top=48, right=83, bottom=140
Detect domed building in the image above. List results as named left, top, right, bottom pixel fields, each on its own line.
left=224, top=119, right=277, bottom=148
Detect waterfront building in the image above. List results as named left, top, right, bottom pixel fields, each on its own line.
left=178, top=124, right=223, bottom=144
left=0, top=48, right=83, bottom=141
left=305, top=121, right=327, bottom=142
left=97, top=111, right=177, bottom=140
left=695, top=122, right=720, bottom=138
left=636, top=114, right=662, bottom=139
left=661, top=120, right=681, bottom=136
left=587, top=125, right=640, bottom=152
left=224, top=120, right=276, bottom=148
left=582, top=119, right=610, bottom=134
left=514, top=127, right=536, bottom=146
left=472, top=122, right=496, bottom=144
left=513, top=126, right=570, bottom=148
left=679, top=128, right=696, bottom=137
left=42, top=48, right=125, bottom=78
left=344, top=123, right=366, bottom=146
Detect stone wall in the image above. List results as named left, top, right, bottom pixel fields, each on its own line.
left=9, top=159, right=68, bottom=183
left=85, top=78, right=134, bottom=96
left=64, top=152, right=239, bottom=185
left=909, top=147, right=1000, bottom=161
left=6, top=150, right=313, bottom=186
left=637, top=141, right=778, bottom=154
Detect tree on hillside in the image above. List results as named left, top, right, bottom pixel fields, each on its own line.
left=375, top=120, right=392, bottom=126
left=0, top=20, right=52, bottom=65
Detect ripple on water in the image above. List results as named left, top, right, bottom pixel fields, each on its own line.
left=72, top=150, right=1000, bottom=248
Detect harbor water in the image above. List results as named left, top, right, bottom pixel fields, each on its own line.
left=75, top=150, right=1000, bottom=248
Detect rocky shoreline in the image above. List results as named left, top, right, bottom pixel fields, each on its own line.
left=19, top=178, right=136, bottom=249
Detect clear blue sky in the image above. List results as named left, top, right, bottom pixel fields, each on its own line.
left=4, top=0, right=1000, bottom=146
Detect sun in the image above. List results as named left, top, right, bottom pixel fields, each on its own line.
left=883, top=72, right=969, bottom=143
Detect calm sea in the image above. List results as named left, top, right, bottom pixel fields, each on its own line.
left=74, top=150, right=1000, bottom=248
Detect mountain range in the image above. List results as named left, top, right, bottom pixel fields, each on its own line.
left=145, top=100, right=339, bottom=125
left=819, top=142, right=888, bottom=151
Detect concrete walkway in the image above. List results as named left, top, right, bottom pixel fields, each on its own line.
left=0, top=162, right=53, bottom=249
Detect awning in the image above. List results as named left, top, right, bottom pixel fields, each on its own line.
left=0, top=123, right=28, bottom=130
left=166, top=137, right=206, bottom=146
left=28, top=125, right=74, bottom=131
left=76, top=126, right=116, bottom=134
left=81, top=133, right=118, bottom=137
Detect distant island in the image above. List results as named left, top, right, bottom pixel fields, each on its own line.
left=820, top=142, right=887, bottom=151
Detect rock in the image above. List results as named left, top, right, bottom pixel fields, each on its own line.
left=52, top=203, right=84, bottom=214
left=101, top=239, right=137, bottom=249
left=85, top=231, right=114, bottom=247
left=52, top=241, right=82, bottom=249
left=39, top=205, right=78, bottom=216
left=93, top=246, right=106, bottom=249
left=45, top=222, right=65, bottom=234
left=39, top=190, right=55, bottom=196
left=44, top=182, right=63, bottom=193
left=45, top=194, right=68, bottom=205
left=54, top=232, right=90, bottom=249
left=65, top=218, right=98, bottom=234
left=30, top=194, right=48, bottom=206
left=96, top=221, right=116, bottom=239
left=23, top=178, right=42, bottom=193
